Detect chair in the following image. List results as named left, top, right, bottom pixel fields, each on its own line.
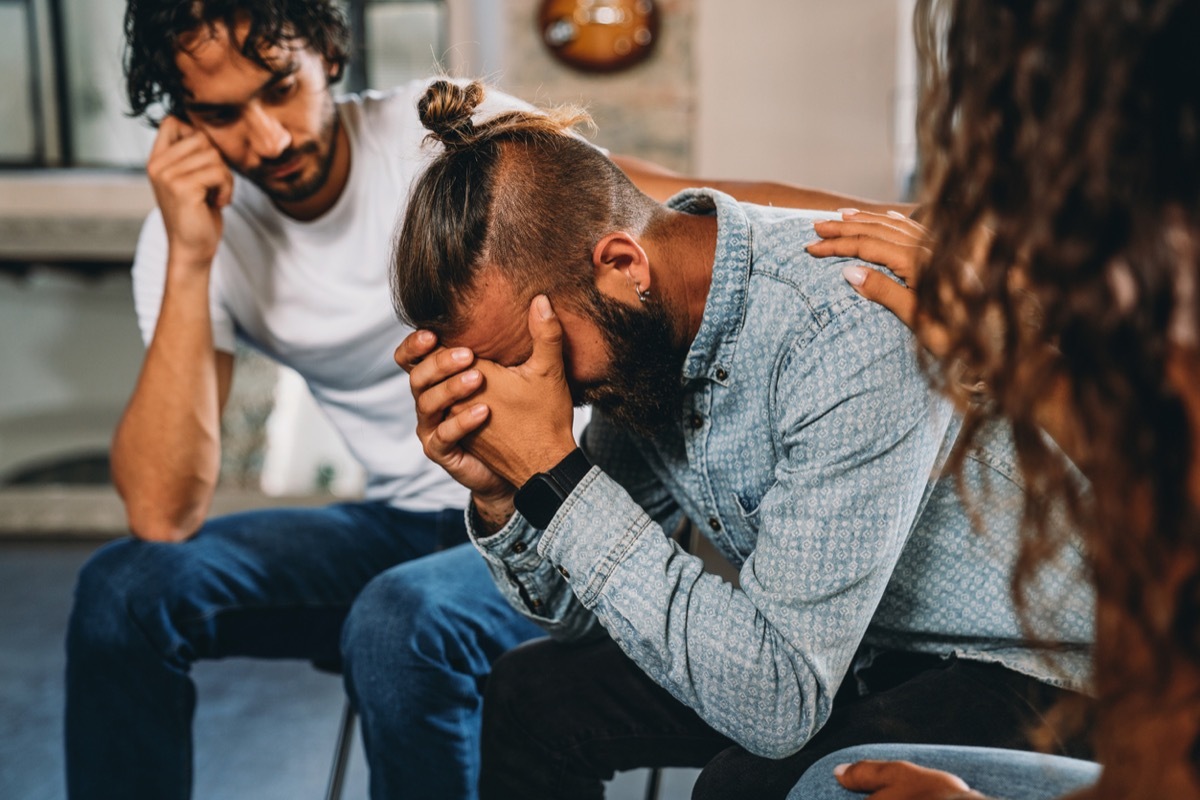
left=312, top=661, right=356, bottom=800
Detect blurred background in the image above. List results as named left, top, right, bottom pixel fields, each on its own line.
left=0, top=1, right=919, bottom=797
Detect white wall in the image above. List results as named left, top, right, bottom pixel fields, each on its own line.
left=695, top=0, right=912, bottom=201
left=0, top=270, right=143, bottom=480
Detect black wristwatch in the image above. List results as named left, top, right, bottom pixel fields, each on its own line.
left=513, top=448, right=593, bottom=529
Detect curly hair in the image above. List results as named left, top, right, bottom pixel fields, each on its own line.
left=913, top=0, right=1200, bottom=795
left=123, top=0, right=351, bottom=122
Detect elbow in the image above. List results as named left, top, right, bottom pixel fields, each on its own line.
left=124, top=505, right=205, bottom=543
left=732, top=709, right=817, bottom=760
left=118, top=483, right=211, bottom=543
left=742, top=732, right=808, bottom=761
left=112, top=462, right=213, bottom=543
left=127, top=517, right=200, bottom=543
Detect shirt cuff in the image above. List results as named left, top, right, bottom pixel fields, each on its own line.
left=466, top=503, right=545, bottom=571
left=538, top=467, right=655, bottom=607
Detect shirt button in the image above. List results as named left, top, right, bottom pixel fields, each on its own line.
left=715, top=367, right=729, bottom=381
left=557, top=565, right=571, bottom=579
left=512, top=541, right=528, bottom=554
left=707, top=517, right=721, bottom=531
left=688, top=413, right=704, bottom=430
left=530, top=598, right=543, bottom=609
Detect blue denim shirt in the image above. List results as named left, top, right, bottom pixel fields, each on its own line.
left=469, top=190, right=1094, bottom=759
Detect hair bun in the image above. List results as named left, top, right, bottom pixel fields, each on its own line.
left=419, top=80, right=485, bottom=148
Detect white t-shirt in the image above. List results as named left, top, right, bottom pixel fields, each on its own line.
left=132, top=80, right=532, bottom=511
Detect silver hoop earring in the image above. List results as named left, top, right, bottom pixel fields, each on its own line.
left=635, top=285, right=651, bottom=303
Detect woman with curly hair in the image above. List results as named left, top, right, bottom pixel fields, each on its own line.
left=793, top=0, right=1200, bottom=798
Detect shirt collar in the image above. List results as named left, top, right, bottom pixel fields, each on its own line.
left=666, top=189, right=752, bottom=386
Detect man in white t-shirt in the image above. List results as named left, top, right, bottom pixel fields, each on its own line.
left=64, top=3, right=903, bottom=798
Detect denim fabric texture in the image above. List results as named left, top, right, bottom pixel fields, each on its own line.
left=788, top=744, right=1101, bottom=800
left=65, top=505, right=543, bottom=800
left=469, top=190, right=1095, bottom=759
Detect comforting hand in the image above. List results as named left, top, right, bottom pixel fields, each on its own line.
left=834, top=759, right=987, bottom=800
left=146, top=115, right=235, bottom=268
left=453, top=295, right=577, bottom=488
left=807, top=210, right=949, bottom=357
left=395, top=331, right=515, bottom=507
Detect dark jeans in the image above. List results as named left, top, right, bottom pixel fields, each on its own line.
left=479, top=637, right=1091, bottom=800
left=65, top=502, right=544, bottom=800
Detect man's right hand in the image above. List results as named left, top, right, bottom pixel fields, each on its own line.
left=147, top=116, right=234, bottom=268
left=395, top=331, right=518, bottom=528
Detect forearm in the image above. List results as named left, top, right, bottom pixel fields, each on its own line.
left=112, top=261, right=225, bottom=542
left=539, top=470, right=828, bottom=757
left=612, top=154, right=914, bottom=214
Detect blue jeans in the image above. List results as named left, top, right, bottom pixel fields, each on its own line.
left=787, top=744, right=1101, bottom=800
left=64, top=501, right=544, bottom=800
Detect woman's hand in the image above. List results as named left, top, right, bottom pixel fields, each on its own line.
left=807, top=209, right=949, bottom=357
left=833, top=759, right=987, bottom=800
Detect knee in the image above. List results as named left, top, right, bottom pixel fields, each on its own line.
left=68, top=538, right=179, bottom=656
left=341, top=562, right=464, bottom=670
left=481, top=640, right=555, bottom=741
left=691, top=746, right=761, bottom=800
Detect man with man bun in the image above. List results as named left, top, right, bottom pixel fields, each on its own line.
left=394, top=80, right=1096, bottom=799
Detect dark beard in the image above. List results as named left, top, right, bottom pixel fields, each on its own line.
left=575, top=288, right=688, bottom=440
left=241, top=105, right=340, bottom=204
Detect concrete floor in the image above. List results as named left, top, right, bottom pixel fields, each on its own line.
left=0, top=541, right=697, bottom=799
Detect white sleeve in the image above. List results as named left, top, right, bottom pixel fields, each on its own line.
left=131, top=209, right=238, bottom=354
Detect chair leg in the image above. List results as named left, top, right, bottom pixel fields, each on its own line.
left=643, top=767, right=662, bottom=800
left=324, top=698, right=357, bottom=800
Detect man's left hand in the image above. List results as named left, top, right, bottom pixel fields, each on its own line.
left=457, top=294, right=578, bottom=487
left=833, top=759, right=988, bottom=800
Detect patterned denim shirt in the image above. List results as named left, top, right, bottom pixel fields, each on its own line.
left=469, top=189, right=1094, bottom=759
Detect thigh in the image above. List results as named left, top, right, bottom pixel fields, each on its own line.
left=482, top=637, right=733, bottom=793
left=83, top=501, right=449, bottom=664
left=788, top=744, right=1101, bottom=800
left=694, top=657, right=1082, bottom=800
left=344, top=542, right=545, bottom=667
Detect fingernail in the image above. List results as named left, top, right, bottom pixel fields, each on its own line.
left=470, top=404, right=487, bottom=417
left=801, top=237, right=822, bottom=250
left=536, top=294, right=554, bottom=319
left=461, top=369, right=480, bottom=384
left=842, top=265, right=868, bottom=286
left=886, top=209, right=907, bottom=220
left=417, top=330, right=435, bottom=344
left=837, top=207, right=860, bottom=216
left=833, top=763, right=850, bottom=777
left=451, top=348, right=472, bottom=363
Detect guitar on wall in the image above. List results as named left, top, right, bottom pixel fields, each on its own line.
left=538, top=0, right=661, bottom=73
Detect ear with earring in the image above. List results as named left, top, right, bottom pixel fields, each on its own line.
left=635, top=284, right=651, bottom=303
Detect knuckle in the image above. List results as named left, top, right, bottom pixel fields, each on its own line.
left=416, top=391, right=438, bottom=417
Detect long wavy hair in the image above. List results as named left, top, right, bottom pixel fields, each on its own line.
left=124, top=0, right=350, bottom=122
left=913, top=0, right=1200, bottom=794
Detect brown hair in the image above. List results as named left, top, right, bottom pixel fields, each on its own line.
left=391, top=80, right=663, bottom=336
left=913, top=0, right=1200, bottom=794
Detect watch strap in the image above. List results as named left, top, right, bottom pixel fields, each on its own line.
left=513, top=448, right=592, bottom=529
left=545, top=447, right=593, bottom=499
